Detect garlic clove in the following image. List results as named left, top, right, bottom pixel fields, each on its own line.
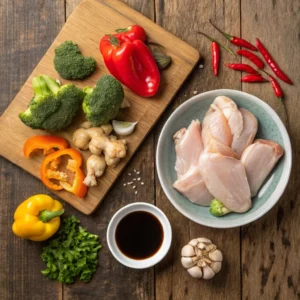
left=197, top=237, right=212, bottom=244
left=209, top=249, right=223, bottom=262
left=181, top=244, right=195, bottom=257
left=198, top=242, right=207, bottom=250
left=202, top=265, right=215, bottom=280
left=187, top=266, right=203, bottom=279
left=210, top=261, right=222, bottom=274
left=181, top=257, right=197, bottom=269
left=188, top=239, right=199, bottom=247
left=112, top=120, right=137, bottom=136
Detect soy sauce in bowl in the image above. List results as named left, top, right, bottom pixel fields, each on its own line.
left=115, top=211, right=164, bottom=260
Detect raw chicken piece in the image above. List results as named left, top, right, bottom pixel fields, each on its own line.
left=231, top=108, right=258, bottom=157
left=205, top=137, right=238, bottom=158
left=173, top=120, right=203, bottom=178
left=202, top=104, right=232, bottom=147
left=241, top=139, right=284, bottom=196
left=199, top=152, right=251, bottom=213
left=213, top=96, right=243, bottom=145
left=173, top=166, right=214, bottom=206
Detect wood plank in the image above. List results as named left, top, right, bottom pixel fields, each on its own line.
left=241, top=1, right=300, bottom=299
left=0, top=0, right=199, bottom=215
left=63, top=1, right=157, bottom=299
left=154, top=1, right=241, bottom=300
left=0, top=1, right=65, bottom=299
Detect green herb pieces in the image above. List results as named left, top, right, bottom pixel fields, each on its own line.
left=41, top=216, right=102, bottom=284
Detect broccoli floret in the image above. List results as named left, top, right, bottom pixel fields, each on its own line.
left=209, top=199, right=231, bottom=217
left=54, top=41, right=96, bottom=80
left=19, top=75, right=84, bottom=132
left=82, top=75, right=124, bottom=126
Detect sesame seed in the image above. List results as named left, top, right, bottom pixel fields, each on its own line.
left=136, top=171, right=140, bottom=174
left=193, top=91, right=197, bottom=95
left=128, top=173, right=131, bottom=176
left=134, top=169, right=137, bottom=173
left=133, top=186, right=136, bottom=189
left=135, top=191, right=138, bottom=195
left=133, top=178, right=136, bottom=181
left=123, top=183, right=127, bottom=187
left=199, top=64, right=204, bottom=69
left=141, top=182, right=144, bottom=185
left=137, top=177, right=141, bottom=181
left=127, top=182, right=133, bottom=185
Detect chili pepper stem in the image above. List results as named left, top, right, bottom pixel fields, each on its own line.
left=278, top=99, right=290, bottom=132
left=39, top=209, right=65, bottom=223
left=197, top=31, right=236, bottom=56
left=209, top=19, right=232, bottom=41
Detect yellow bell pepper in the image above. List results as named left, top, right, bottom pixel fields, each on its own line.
left=12, top=194, right=64, bottom=241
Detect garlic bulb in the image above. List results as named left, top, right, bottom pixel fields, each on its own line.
left=181, top=237, right=223, bottom=279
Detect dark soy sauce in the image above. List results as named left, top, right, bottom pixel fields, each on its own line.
left=115, top=211, right=164, bottom=260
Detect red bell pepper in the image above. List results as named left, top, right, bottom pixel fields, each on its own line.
left=115, top=25, right=146, bottom=42
left=100, top=34, right=160, bottom=97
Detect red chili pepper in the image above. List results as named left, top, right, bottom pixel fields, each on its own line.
left=115, top=25, right=146, bottom=42
left=100, top=34, right=160, bottom=97
left=209, top=20, right=257, bottom=51
left=225, top=63, right=259, bottom=74
left=261, top=70, right=283, bottom=99
left=212, top=42, right=220, bottom=76
left=237, top=50, right=264, bottom=69
left=241, top=74, right=268, bottom=83
left=256, top=38, right=293, bottom=85
left=197, top=31, right=235, bottom=56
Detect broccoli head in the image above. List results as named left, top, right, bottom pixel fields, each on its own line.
left=82, top=75, right=124, bottom=126
left=54, top=41, right=96, bottom=80
left=19, top=75, right=84, bottom=132
left=209, top=199, right=231, bottom=217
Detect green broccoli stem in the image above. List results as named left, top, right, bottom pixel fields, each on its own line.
left=209, top=199, right=231, bottom=217
left=41, top=75, right=60, bottom=95
left=32, top=76, right=50, bottom=96
left=83, top=86, right=93, bottom=95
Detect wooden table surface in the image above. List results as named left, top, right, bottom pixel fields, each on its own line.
left=1, top=0, right=299, bottom=299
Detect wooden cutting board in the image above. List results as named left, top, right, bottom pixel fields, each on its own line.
left=0, top=0, right=199, bottom=215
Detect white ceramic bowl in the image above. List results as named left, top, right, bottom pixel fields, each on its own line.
left=156, top=89, right=292, bottom=228
left=107, top=203, right=172, bottom=269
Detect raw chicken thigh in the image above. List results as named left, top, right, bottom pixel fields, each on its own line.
left=173, top=166, right=213, bottom=206
left=231, top=108, right=258, bottom=157
left=173, top=120, right=213, bottom=206
left=241, top=139, right=284, bottom=196
left=213, top=96, right=243, bottom=145
left=199, top=152, right=251, bottom=213
left=173, top=120, right=204, bottom=178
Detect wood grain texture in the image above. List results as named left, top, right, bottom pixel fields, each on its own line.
left=0, top=1, right=65, bottom=300
left=0, top=0, right=199, bottom=215
left=154, top=1, right=241, bottom=300
left=241, top=1, right=300, bottom=299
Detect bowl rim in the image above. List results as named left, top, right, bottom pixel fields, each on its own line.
left=156, top=89, right=292, bottom=228
left=106, top=202, right=172, bottom=268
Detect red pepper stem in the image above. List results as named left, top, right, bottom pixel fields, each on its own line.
left=105, top=34, right=120, bottom=47
left=209, top=19, right=232, bottom=41
left=260, top=69, right=271, bottom=76
left=197, top=31, right=236, bottom=56
left=115, top=26, right=131, bottom=33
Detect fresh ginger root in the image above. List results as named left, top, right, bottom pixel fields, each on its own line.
left=83, top=155, right=106, bottom=187
left=73, top=123, right=127, bottom=167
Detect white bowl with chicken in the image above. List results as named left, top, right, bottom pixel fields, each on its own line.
left=156, top=90, right=291, bottom=228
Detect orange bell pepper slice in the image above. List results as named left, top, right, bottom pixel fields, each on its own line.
left=24, top=135, right=69, bottom=157
left=40, top=148, right=87, bottom=198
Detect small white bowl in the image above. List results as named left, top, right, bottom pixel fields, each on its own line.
left=107, top=203, right=172, bottom=269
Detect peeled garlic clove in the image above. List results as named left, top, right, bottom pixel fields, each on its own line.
left=210, top=261, right=222, bottom=274
left=202, top=265, right=215, bottom=280
left=112, top=120, right=137, bottom=136
left=181, top=257, right=197, bottom=269
left=181, top=244, right=195, bottom=257
left=209, top=249, right=223, bottom=262
left=187, top=266, right=202, bottom=279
